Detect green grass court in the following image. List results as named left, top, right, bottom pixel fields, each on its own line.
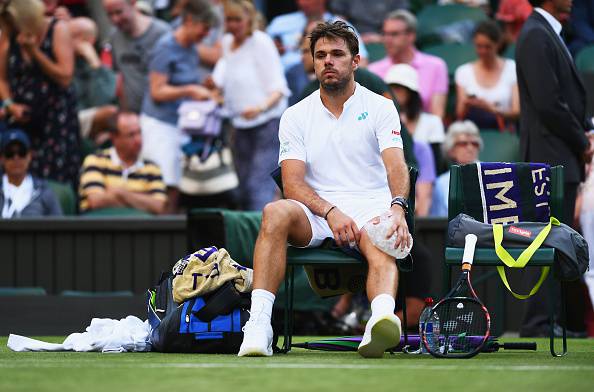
left=1, top=337, right=593, bottom=392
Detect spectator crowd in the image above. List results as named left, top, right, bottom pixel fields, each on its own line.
left=0, top=0, right=593, bottom=337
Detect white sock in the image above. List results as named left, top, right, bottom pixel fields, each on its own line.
left=249, top=289, right=275, bottom=324
left=370, top=294, right=395, bottom=318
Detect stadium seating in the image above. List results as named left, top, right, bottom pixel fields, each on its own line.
left=366, top=42, right=386, bottom=63
left=0, top=287, right=47, bottom=296
left=416, top=4, right=487, bottom=48
left=82, top=207, right=152, bottom=216
left=444, top=164, right=567, bottom=356
left=575, top=45, right=594, bottom=116
left=423, top=42, right=477, bottom=78
left=47, top=180, right=77, bottom=215
left=478, top=130, right=521, bottom=163
left=575, top=44, right=594, bottom=72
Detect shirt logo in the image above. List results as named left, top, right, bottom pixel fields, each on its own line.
left=509, top=226, right=532, bottom=238
left=357, top=112, right=368, bottom=121
left=280, top=141, right=290, bottom=156
left=392, top=129, right=400, bottom=136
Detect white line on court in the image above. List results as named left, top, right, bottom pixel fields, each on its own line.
left=0, top=361, right=593, bottom=372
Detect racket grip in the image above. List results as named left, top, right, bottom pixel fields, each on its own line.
left=462, top=234, right=478, bottom=265
left=502, top=342, right=537, bottom=350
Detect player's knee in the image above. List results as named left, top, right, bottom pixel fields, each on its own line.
left=261, top=201, right=293, bottom=234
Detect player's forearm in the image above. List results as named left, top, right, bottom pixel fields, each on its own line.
left=120, top=191, right=166, bottom=215
left=386, top=159, right=409, bottom=200
left=283, top=180, right=333, bottom=218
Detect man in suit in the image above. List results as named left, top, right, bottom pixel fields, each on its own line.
left=516, top=0, right=594, bottom=337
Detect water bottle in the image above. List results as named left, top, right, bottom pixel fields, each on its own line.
left=363, top=211, right=413, bottom=258
left=426, top=312, right=441, bottom=353
left=418, top=297, right=434, bottom=354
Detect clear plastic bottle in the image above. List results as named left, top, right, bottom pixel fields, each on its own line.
left=418, top=297, right=434, bottom=354
left=363, top=211, right=413, bottom=258
left=426, top=312, right=441, bottom=353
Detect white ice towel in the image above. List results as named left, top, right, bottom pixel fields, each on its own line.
left=7, top=316, right=151, bottom=353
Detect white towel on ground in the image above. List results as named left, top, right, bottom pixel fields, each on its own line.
left=7, top=316, right=151, bottom=353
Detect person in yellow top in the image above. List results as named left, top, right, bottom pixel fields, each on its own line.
left=79, top=111, right=167, bottom=214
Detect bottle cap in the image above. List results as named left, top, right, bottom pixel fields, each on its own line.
left=424, top=297, right=433, bottom=306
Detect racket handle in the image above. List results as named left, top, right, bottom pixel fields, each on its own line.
left=501, top=342, right=537, bottom=351
left=462, top=234, right=478, bottom=265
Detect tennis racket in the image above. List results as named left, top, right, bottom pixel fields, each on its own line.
left=422, top=233, right=491, bottom=358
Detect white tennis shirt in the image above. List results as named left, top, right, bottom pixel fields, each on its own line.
left=278, top=83, right=403, bottom=213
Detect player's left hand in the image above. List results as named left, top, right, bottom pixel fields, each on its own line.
left=386, top=205, right=410, bottom=251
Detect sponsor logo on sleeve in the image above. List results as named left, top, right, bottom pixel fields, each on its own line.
left=280, top=141, right=290, bottom=156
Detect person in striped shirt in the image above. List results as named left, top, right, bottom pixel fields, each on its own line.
left=79, top=111, right=167, bottom=214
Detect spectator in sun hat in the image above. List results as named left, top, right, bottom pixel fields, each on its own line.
left=0, top=129, right=62, bottom=218
left=384, top=63, right=440, bottom=217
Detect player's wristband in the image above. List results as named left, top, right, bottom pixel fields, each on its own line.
left=324, top=205, right=336, bottom=220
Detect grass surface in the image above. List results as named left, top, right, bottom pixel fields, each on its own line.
left=1, top=336, right=593, bottom=392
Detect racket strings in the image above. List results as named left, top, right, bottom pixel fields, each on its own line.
left=432, top=299, right=489, bottom=356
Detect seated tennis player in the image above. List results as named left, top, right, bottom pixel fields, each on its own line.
left=238, top=21, right=411, bottom=358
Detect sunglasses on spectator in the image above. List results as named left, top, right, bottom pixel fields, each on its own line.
left=455, top=140, right=480, bottom=148
left=3, top=146, right=28, bottom=159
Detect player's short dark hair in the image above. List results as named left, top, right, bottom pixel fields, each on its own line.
left=309, top=21, right=359, bottom=58
left=473, top=20, right=503, bottom=44
left=528, top=0, right=545, bottom=7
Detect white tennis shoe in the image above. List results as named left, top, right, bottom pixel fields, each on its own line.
left=357, top=314, right=402, bottom=358
left=237, top=319, right=273, bottom=357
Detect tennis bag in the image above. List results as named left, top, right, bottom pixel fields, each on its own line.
left=448, top=213, right=589, bottom=287
left=148, top=272, right=250, bottom=353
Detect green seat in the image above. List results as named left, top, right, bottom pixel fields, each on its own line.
left=424, top=43, right=477, bottom=78
left=60, top=290, right=133, bottom=297
left=417, top=4, right=487, bottom=48
left=503, top=43, right=516, bottom=60
left=281, top=167, right=418, bottom=352
left=0, top=287, right=47, bottom=296
left=444, top=164, right=567, bottom=356
left=478, top=130, right=520, bottom=163
left=575, top=45, right=594, bottom=116
left=366, top=42, right=386, bottom=63
left=83, top=207, right=152, bottom=217
left=575, top=44, right=594, bottom=72
left=47, top=180, right=77, bottom=215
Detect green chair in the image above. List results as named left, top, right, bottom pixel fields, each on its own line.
left=424, top=43, right=477, bottom=78
left=575, top=44, right=594, bottom=72
left=575, top=45, right=594, bottom=116
left=281, top=167, right=418, bottom=352
left=417, top=4, right=487, bottom=48
left=366, top=42, right=386, bottom=63
left=444, top=164, right=567, bottom=356
left=503, top=43, right=516, bottom=60
left=0, top=287, right=47, bottom=296
left=47, top=180, right=77, bottom=215
left=478, top=130, right=520, bottom=163
left=82, top=207, right=153, bottom=217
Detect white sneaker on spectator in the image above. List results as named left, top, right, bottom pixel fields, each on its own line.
left=357, top=314, right=401, bottom=358
left=238, top=319, right=273, bottom=357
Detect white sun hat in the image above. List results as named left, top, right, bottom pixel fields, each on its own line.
left=383, top=63, right=419, bottom=93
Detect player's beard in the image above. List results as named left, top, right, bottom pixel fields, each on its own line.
left=320, top=73, right=350, bottom=94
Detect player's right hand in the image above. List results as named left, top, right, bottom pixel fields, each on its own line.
left=326, top=208, right=360, bottom=248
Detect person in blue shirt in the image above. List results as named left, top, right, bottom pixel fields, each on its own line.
left=140, top=0, right=217, bottom=212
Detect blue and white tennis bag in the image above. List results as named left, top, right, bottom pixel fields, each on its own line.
left=147, top=272, right=250, bottom=353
